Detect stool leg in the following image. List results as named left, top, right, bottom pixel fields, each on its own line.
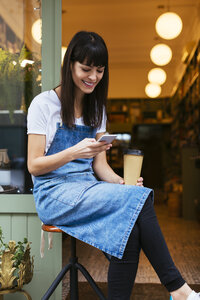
left=42, top=263, right=72, bottom=300
left=76, top=263, right=107, bottom=300
left=70, top=262, right=78, bottom=300
left=70, top=237, right=79, bottom=300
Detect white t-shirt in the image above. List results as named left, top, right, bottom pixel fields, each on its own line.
left=27, top=90, right=106, bottom=153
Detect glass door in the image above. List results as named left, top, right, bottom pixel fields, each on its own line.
left=0, top=0, right=42, bottom=193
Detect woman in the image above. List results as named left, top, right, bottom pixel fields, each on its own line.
left=27, top=31, right=199, bottom=300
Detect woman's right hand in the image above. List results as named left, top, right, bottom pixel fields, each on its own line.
left=72, top=138, right=112, bottom=159
left=27, top=135, right=111, bottom=177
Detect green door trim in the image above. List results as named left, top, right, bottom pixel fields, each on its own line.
left=42, top=0, right=62, bottom=92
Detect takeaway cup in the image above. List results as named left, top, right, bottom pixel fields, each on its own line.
left=124, top=149, right=144, bottom=185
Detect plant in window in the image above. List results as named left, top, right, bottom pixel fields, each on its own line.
left=0, top=46, right=41, bottom=120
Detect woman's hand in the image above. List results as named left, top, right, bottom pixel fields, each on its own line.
left=27, top=135, right=111, bottom=176
left=118, top=177, right=125, bottom=184
left=111, top=176, right=125, bottom=184
left=72, top=138, right=112, bottom=159
left=136, top=177, right=144, bottom=186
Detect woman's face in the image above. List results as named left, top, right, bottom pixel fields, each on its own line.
left=71, top=61, right=105, bottom=96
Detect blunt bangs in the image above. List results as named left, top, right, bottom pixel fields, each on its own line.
left=71, top=33, right=108, bottom=68
left=79, top=44, right=108, bottom=67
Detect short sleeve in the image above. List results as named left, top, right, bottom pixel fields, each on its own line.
left=27, top=98, right=48, bottom=135
left=96, top=108, right=107, bottom=133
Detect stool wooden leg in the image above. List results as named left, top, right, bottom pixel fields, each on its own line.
left=0, top=295, right=3, bottom=300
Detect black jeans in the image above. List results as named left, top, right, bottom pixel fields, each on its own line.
left=108, top=193, right=185, bottom=300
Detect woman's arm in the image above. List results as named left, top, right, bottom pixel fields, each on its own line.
left=93, top=150, right=125, bottom=184
left=93, top=132, right=124, bottom=184
left=27, top=134, right=111, bottom=176
left=93, top=132, right=144, bottom=186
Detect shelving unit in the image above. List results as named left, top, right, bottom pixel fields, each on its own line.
left=170, top=40, right=200, bottom=177
left=106, top=98, right=172, bottom=193
left=170, top=40, right=200, bottom=220
left=107, top=97, right=171, bottom=133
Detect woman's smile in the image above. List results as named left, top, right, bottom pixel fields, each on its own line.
left=82, top=80, right=96, bottom=88
left=71, top=61, right=105, bottom=95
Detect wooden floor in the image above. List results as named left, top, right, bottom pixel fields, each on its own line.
left=62, top=204, right=200, bottom=298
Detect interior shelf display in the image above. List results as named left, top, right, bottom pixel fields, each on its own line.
left=107, top=98, right=171, bottom=133
left=170, top=40, right=200, bottom=176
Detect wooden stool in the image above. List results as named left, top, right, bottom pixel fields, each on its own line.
left=41, top=224, right=107, bottom=300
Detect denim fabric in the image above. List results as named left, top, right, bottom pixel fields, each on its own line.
left=33, top=123, right=153, bottom=259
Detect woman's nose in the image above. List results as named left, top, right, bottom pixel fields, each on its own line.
left=88, top=71, right=97, bottom=82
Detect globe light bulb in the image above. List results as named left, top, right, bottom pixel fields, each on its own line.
left=148, top=68, right=167, bottom=85
left=32, top=19, right=42, bottom=44
left=150, top=44, right=172, bottom=66
left=156, top=12, right=183, bottom=40
left=145, top=83, right=161, bottom=98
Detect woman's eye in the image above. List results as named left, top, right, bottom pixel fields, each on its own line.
left=82, top=68, right=90, bottom=72
left=97, top=70, right=104, bottom=73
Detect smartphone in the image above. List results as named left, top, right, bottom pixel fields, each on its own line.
left=97, top=134, right=117, bottom=144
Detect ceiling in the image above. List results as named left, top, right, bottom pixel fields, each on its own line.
left=1, top=0, right=200, bottom=99
left=62, top=0, right=200, bottom=98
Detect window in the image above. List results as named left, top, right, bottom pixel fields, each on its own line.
left=0, top=0, right=41, bottom=193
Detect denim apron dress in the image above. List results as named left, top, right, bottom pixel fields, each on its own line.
left=33, top=123, right=153, bottom=259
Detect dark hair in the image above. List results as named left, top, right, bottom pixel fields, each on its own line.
left=61, top=31, right=109, bottom=128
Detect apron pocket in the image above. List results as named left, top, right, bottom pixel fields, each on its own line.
left=45, top=180, right=99, bottom=207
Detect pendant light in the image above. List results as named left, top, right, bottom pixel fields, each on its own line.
left=145, top=83, right=161, bottom=98
left=148, top=68, right=167, bottom=85
left=150, top=44, right=172, bottom=66
left=156, top=12, right=183, bottom=40
left=32, top=19, right=42, bottom=44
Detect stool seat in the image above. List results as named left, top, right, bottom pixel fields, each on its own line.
left=42, top=224, right=63, bottom=233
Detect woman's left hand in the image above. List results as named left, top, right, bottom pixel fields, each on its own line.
left=136, top=177, right=144, bottom=186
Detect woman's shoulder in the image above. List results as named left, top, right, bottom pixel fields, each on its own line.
left=30, top=90, right=60, bottom=108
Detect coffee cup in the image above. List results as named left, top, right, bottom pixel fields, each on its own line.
left=124, top=149, right=144, bottom=185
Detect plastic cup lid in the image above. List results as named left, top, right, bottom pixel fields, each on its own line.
left=124, top=149, right=144, bottom=156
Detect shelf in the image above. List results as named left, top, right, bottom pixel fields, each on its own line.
left=170, top=40, right=200, bottom=177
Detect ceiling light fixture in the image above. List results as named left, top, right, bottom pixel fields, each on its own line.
left=148, top=68, right=167, bottom=85
left=145, top=83, right=161, bottom=98
left=150, top=44, right=172, bottom=66
left=32, top=19, right=42, bottom=44
left=155, top=12, right=183, bottom=40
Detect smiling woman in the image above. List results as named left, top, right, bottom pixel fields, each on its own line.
left=27, top=30, right=200, bottom=300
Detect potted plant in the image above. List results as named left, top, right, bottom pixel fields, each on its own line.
left=0, top=46, right=41, bottom=120
left=0, top=226, right=34, bottom=291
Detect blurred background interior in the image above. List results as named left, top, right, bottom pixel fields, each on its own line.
left=0, top=0, right=200, bottom=222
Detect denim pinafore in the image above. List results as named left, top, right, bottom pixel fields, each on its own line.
left=33, top=123, right=153, bottom=259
